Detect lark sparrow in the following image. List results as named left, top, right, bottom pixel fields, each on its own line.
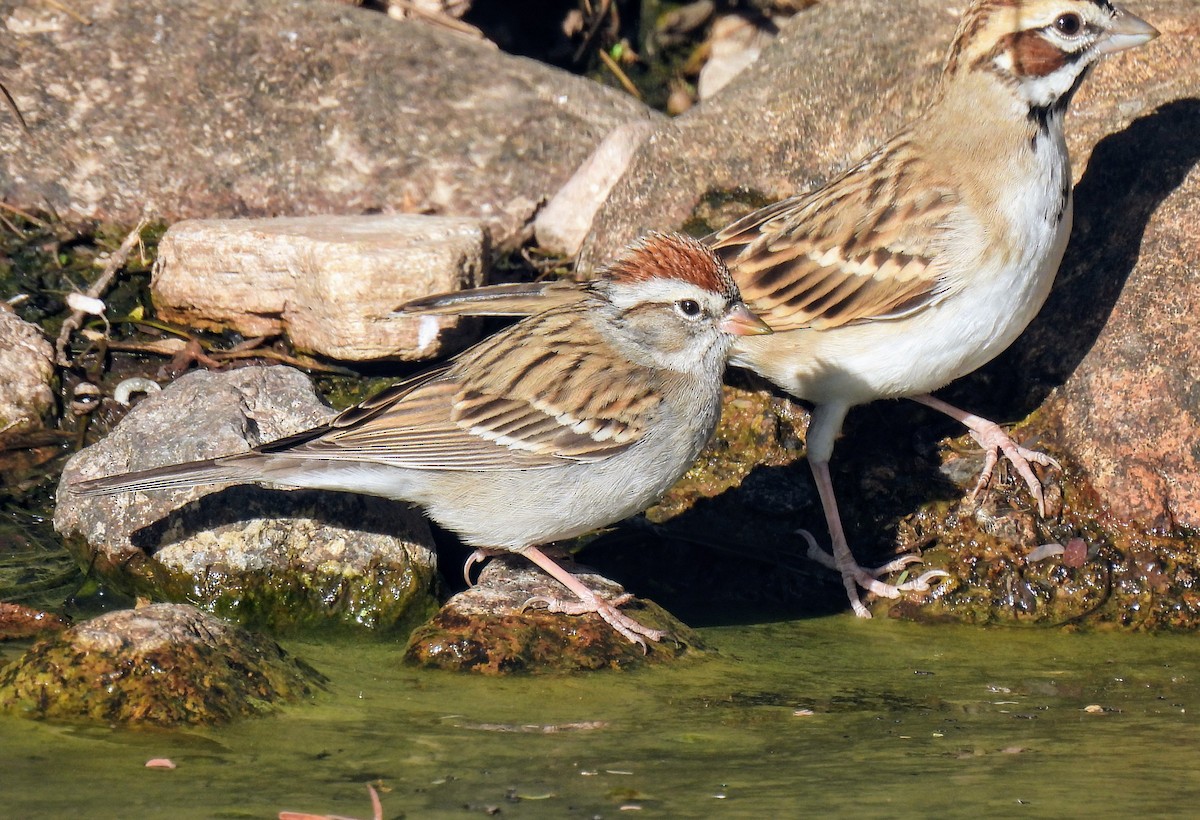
left=70, top=233, right=772, bottom=647
left=696, top=0, right=1159, bottom=615
left=400, top=0, right=1159, bottom=618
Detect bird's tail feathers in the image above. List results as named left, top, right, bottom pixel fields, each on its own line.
left=69, top=456, right=258, bottom=497
left=396, top=281, right=581, bottom=317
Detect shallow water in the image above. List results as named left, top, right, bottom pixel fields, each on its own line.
left=3, top=615, right=1198, bottom=819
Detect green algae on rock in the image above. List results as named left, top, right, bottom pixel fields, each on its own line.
left=877, top=428, right=1200, bottom=629
left=105, top=485, right=442, bottom=637
left=0, top=603, right=325, bottom=726
left=405, top=556, right=705, bottom=674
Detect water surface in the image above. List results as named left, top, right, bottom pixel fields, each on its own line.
left=3, top=616, right=1197, bottom=818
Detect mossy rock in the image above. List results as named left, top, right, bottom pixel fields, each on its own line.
left=405, top=556, right=706, bottom=674
left=0, top=603, right=326, bottom=726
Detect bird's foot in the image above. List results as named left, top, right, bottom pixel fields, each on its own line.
left=799, top=530, right=950, bottom=618
left=519, top=545, right=665, bottom=650
left=523, top=591, right=665, bottom=650
left=964, top=421, right=1060, bottom=516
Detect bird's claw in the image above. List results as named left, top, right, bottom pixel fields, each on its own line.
left=799, top=529, right=948, bottom=618
left=523, top=592, right=635, bottom=614
left=462, top=549, right=491, bottom=586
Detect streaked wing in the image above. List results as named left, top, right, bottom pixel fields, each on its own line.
left=706, top=142, right=958, bottom=332
left=450, top=302, right=662, bottom=457
left=260, top=303, right=661, bottom=471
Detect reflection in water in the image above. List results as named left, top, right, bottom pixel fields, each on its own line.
left=3, top=616, right=1196, bottom=817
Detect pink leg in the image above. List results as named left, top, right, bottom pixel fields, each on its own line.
left=519, top=546, right=665, bottom=650
left=911, top=394, right=1060, bottom=516
left=806, top=459, right=949, bottom=618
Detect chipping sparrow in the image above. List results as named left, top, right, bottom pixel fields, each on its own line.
left=71, top=232, right=772, bottom=647
left=398, top=0, right=1159, bottom=617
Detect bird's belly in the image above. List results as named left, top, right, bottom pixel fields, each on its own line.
left=358, top=400, right=721, bottom=550
left=429, top=451, right=703, bottom=549
left=274, top=457, right=678, bottom=551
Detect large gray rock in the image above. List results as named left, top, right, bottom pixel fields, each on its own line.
left=0, top=0, right=657, bottom=249
left=55, top=366, right=438, bottom=633
left=0, top=309, right=54, bottom=445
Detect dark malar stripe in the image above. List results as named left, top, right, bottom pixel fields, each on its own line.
left=1055, top=173, right=1072, bottom=226
left=1027, top=62, right=1094, bottom=141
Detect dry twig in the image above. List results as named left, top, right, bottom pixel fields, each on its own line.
left=385, top=0, right=490, bottom=42
left=598, top=48, right=642, bottom=99
left=0, top=201, right=50, bottom=229
left=573, top=0, right=614, bottom=62
left=41, top=0, right=92, bottom=25
left=0, top=80, right=30, bottom=137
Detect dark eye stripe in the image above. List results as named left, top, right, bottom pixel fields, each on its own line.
left=985, top=29, right=1082, bottom=79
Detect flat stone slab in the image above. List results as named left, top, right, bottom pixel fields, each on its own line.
left=152, top=214, right=486, bottom=361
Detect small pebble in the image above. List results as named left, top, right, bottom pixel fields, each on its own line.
left=1063, top=537, right=1088, bottom=568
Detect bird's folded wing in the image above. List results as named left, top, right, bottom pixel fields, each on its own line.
left=262, top=309, right=661, bottom=471
left=706, top=154, right=959, bottom=332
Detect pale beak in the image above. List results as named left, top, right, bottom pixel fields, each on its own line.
left=1098, top=6, right=1159, bottom=55
left=720, top=302, right=773, bottom=336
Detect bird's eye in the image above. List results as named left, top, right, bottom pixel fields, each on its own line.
left=1054, top=12, right=1082, bottom=35
left=675, top=298, right=703, bottom=318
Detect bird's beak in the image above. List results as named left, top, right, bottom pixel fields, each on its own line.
left=1098, top=6, right=1159, bottom=55
left=720, top=302, right=773, bottom=336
